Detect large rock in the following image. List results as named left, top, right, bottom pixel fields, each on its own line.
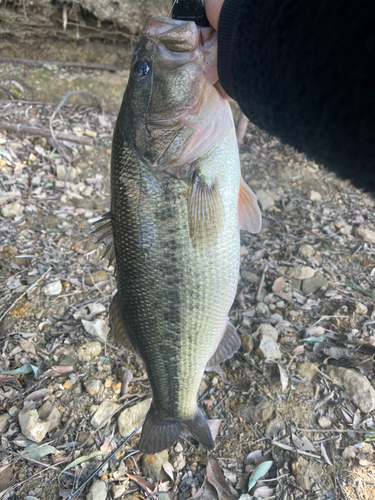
left=142, top=450, right=169, bottom=482
left=91, top=400, right=121, bottom=428
left=86, top=479, right=107, bottom=500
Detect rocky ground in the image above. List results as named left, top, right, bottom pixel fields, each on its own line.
left=0, top=61, right=375, bottom=500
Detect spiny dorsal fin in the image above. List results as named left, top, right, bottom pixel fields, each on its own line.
left=238, top=177, right=262, bottom=233
left=109, top=292, right=135, bottom=353
left=92, top=211, right=116, bottom=269
left=188, top=173, right=224, bottom=248
left=206, top=320, right=241, bottom=370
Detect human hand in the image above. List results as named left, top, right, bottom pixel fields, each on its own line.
left=204, top=0, right=233, bottom=100
left=204, top=0, right=224, bottom=30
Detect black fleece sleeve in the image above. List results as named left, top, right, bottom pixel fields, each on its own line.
left=217, top=0, right=375, bottom=194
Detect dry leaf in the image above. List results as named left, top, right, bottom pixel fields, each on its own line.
left=126, top=473, right=155, bottom=496
left=207, top=419, right=221, bottom=441
left=206, top=458, right=233, bottom=500
left=162, top=462, right=175, bottom=481
left=272, top=276, right=286, bottom=293
left=0, top=465, right=15, bottom=493
left=277, top=364, right=288, bottom=392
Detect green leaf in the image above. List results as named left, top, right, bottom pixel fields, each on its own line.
left=345, top=279, right=375, bottom=298
left=247, top=460, right=273, bottom=492
left=0, top=364, right=38, bottom=376
left=61, top=451, right=106, bottom=473
left=315, top=238, right=332, bottom=249
left=300, top=335, right=324, bottom=344
left=43, top=182, right=54, bottom=188
left=22, top=444, right=59, bottom=460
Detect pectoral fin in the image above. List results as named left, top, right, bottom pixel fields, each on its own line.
left=188, top=173, right=224, bottom=248
left=206, top=320, right=241, bottom=370
left=238, top=177, right=262, bottom=233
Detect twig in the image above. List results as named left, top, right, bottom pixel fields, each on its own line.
left=67, top=424, right=143, bottom=500
left=256, top=263, right=269, bottom=301
left=272, top=440, right=321, bottom=459
left=0, top=56, right=118, bottom=72
left=0, top=121, right=92, bottom=145
left=296, top=427, right=373, bottom=434
left=0, top=267, right=51, bottom=323
left=0, top=448, right=75, bottom=477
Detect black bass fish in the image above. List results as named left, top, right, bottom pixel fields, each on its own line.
left=94, top=16, right=261, bottom=454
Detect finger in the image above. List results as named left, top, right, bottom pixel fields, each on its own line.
left=204, top=0, right=225, bottom=30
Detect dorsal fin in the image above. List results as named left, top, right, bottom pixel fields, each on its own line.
left=238, top=177, right=262, bottom=233
left=188, top=173, right=224, bottom=248
left=92, top=212, right=116, bottom=269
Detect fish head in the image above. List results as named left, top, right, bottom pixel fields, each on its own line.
left=121, top=16, right=233, bottom=175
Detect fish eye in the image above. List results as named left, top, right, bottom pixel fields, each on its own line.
left=133, top=59, right=151, bottom=79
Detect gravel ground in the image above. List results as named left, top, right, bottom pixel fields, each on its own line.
left=0, top=65, right=375, bottom=500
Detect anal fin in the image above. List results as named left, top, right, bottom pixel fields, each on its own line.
left=238, top=177, right=262, bottom=233
left=109, top=292, right=135, bottom=352
left=206, top=320, right=241, bottom=370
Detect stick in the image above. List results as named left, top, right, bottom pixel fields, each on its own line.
left=0, top=56, right=118, bottom=72
left=0, top=267, right=52, bottom=323
left=256, top=263, right=269, bottom=301
left=0, top=122, right=92, bottom=145
left=67, top=424, right=143, bottom=500
left=0, top=447, right=76, bottom=477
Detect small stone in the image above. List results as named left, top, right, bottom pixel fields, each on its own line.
left=56, top=165, right=78, bottom=181
left=38, top=401, right=62, bottom=432
left=112, top=484, right=126, bottom=498
left=288, top=265, right=315, bottom=280
left=85, top=379, right=103, bottom=396
left=42, top=280, right=62, bottom=296
left=355, top=223, right=375, bottom=244
left=292, top=457, right=312, bottom=491
left=298, top=362, right=318, bottom=381
left=354, top=302, right=368, bottom=315
left=84, top=145, right=95, bottom=153
left=118, top=398, right=152, bottom=437
left=339, top=224, right=352, bottom=236
left=175, top=442, right=183, bottom=453
left=298, top=245, right=315, bottom=258
left=258, top=336, right=281, bottom=359
left=308, top=190, right=322, bottom=201
left=257, top=323, right=278, bottom=340
left=265, top=418, right=285, bottom=439
left=171, top=452, right=186, bottom=471
left=82, top=185, right=93, bottom=197
left=0, top=413, right=10, bottom=432
left=77, top=342, right=101, bottom=362
left=34, top=137, right=47, bottom=148
left=255, top=302, right=269, bottom=315
left=19, top=410, right=50, bottom=443
left=78, top=431, right=94, bottom=446
left=63, top=380, right=72, bottom=389
left=240, top=246, right=248, bottom=256
left=91, top=400, right=121, bottom=428
left=212, top=376, right=219, bottom=386
left=142, top=450, right=169, bottom=482
left=239, top=398, right=274, bottom=423
left=325, top=366, right=375, bottom=413
left=73, top=302, right=107, bottom=320
left=241, top=333, right=254, bottom=353
left=256, top=189, right=275, bottom=210
left=2, top=201, right=24, bottom=218
left=275, top=300, right=286, bottom=309
left=84, top=270, right=109, bottom=286
left=86, top=479, right=107, bottom=500
left=112, top=382, right=122, bottom=394
left=84, top=129, right=97, bottom=138
left=318, top=416, right=331, bottom=428
left=241, top=270, right=260, bottom=284
left=301, top=274, right=328, bottom=294
left=81, top=318, right=109, bottom=342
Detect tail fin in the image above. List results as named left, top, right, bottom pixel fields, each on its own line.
left=138, top=404, right=214, bottom=454
left=138, top=404, right=181, bottom=454
left=183, top=408, right=215, bottom=450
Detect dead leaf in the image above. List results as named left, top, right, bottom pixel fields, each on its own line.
left=206, top=458, right=233, bottom=500
left=277, top=364, right=288, bottom=392
left=0, top=464, right=15, bottom=493
left=253, top=485, right=275, bottom=498
left=292, top=345, right=304, bottom=356
left=42, top=366, right=73, bottom=378
left=162, top=462, right=175, bottom=482
left=126, top=473, right=155, bottom=496
left=192, top=482, right=219, bottom=500
left=292, top=434, right=316, bottom=453
left=24, top=388, right=51, bottom=400
left=207, top=419, right=221, bottom=441
left=321, top=442, right=334, bottom=466
left=122, top=369, right=133, bottom=396
left=0, top=375, right=21, bottom=388
left=19, top=339, right=36, bottom=355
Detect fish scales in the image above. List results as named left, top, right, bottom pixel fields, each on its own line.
left=94, top=16, right=262, bottom=454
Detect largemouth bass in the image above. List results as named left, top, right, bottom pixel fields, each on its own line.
left=94, top=16, right=261, bottom=454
